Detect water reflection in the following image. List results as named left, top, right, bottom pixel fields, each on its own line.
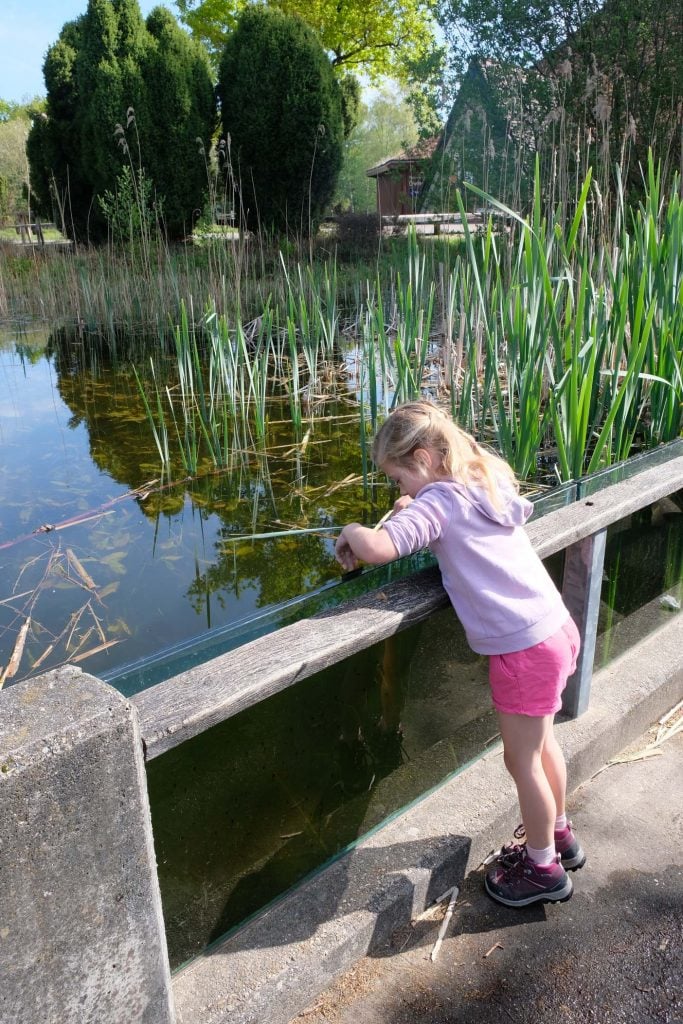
left=0, top=330, right=385, bottom=687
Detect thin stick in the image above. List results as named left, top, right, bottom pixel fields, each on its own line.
left=430, top=885, right=459, bottom=962
left=0, top=617, right=31, bottom=689
left=54, top=510, right=116, bottom=531
left=31, top=641, right=57, bottom=672
left=483, top=942, right=503, bottom=958
left=66, top=548, right=98, bottom=590
left=0, top=590, right=34, bottom=608
left=221, top=525, right=343, bottom=544
left=373, top=508, right=393, bottom=531
left=71, top=639, right=120, bottom=663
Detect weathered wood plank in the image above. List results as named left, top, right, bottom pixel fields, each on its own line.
left=133, top=455, right=683, bottom=759
left=133, top=567, right=447, bottom=758
left=526, top=455, right=683, bottom=557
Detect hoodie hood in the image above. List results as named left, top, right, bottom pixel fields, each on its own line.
left=418, top=479, right=533, bottom=528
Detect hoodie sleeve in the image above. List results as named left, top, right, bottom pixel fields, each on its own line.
left=382, top=486, right=452, bottom=557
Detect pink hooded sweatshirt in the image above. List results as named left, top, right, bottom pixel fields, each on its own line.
left=382, top=480, right=569, bottom=655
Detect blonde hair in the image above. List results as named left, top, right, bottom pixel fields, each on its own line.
left=372, top=401, right=518, bottom=504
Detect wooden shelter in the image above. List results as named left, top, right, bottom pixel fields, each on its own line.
left=366, top=137, right=439, bottom=216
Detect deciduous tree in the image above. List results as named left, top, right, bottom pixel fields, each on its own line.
left=437, top=0, right=683, bottom=190
left=176, top=0, right=440, bottom=80
left=176, top=0, right=446, bottom=132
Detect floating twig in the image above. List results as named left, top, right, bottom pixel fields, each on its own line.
left=71, top=639, right=120, bottom=663
left=54, top=510, right=116, bottom=531
left=0, top=617, right=31, bottom=689
left=66, top=548, right=98, bottom=590
left=0, top=589, right=34, bottom=608
left=0, top=481, right=158, bottom=552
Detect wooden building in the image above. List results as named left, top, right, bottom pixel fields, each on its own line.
left=366, top=137, right=439, bottom=216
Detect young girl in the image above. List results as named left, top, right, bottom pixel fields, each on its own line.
left=335, top=401, right=585, bottom=908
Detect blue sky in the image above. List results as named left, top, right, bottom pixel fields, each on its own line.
left=0, top=1, right=175, bottom=103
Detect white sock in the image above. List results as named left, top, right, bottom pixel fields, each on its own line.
left=554, top=814, right=568, bottom=831
left=526, top=843, right=557, bottom=867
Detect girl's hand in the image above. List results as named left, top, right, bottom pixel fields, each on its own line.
left=393, top=495, right=413, bottom=514
left=335, top=528, right=360, bottom=572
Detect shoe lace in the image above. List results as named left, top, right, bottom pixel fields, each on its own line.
left=482, top=823, right=527, bottom=867
left=500, top=847, right=532, bottom=881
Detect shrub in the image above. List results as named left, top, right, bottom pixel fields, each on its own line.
left=217, top=7, right=344, bottom=237
left=27, top=0, right=214, bottom=244
left=331, top=212, right=381, bottom=261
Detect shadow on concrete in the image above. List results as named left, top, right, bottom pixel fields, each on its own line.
left=207, top=833, right=472, bottom=957
left=366, top=868, right=683, bottom=1024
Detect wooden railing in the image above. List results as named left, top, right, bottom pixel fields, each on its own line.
left=8, top=215, right=54, bottom=244
left=132, top=452, right=683, bottom=760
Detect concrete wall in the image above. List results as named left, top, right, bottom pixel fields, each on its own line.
left=0, top=666, right=174, bottom=1024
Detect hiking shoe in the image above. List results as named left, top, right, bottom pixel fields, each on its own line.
left=554, top=822, right=586, bottom=871
left=485, top=822, right=586, bottom=873
left=482, top=824, right=526, bottom=869
left=485, top=848, right=573, bottom=908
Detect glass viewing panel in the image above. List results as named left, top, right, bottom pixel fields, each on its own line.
left=147, top=607, right=496, bottom=969
left=593, top=491, right=683, bottom=668
left=110, top=438, right=683, bottom=695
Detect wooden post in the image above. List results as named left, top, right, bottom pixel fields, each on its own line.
left=560, top=528, right=607, bottom=717
left=34, top=216, right=45, bottom=246
left=15, top=211, right=31, bottom=243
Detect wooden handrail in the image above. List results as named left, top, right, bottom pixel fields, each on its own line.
left=131, top=454, right=683, bottom=759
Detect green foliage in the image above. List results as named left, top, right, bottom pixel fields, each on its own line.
left=217, top=6, right=344, bottom=236
left=437, top=0, right=683, bottom=198
left=176, top=0, right=440, bottom=80
left=0, top=114, right=31, bottom=221
left=0, top=175, right=10, bottom=221
left=137, top=7, right=216, bottom=237
left=333, top=87, right=420, bottom=213
left=26, top=0, right=215, bottom=243
left=176, top=0, right=445, bottom=133
left=0, top=97, right=45, bottom=123
left=338, top=74, right=361, bottom=140
left=99, top=163, right=162, bottom=247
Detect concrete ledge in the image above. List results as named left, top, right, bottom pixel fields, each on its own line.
left=171, top=614, right=683, bottom=1024
left=0, top=667, right=174, bottom=1024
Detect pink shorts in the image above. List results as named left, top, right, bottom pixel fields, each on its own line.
left=488, top=618, right=581, bottom=717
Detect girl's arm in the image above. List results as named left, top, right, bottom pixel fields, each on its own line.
left=335, top=523, right=398, bottom=572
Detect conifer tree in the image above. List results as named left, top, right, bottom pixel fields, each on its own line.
left=27, top=0, right=214, bottom=242
left=217, top=6, right=343, bottom=235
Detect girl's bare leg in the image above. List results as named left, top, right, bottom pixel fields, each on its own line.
left=497, top=711, right=557, bottom=850
left=540, top=724, right=567, bottom=820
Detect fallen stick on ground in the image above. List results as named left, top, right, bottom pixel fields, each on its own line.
left=430, top=885, right=459, bottom=962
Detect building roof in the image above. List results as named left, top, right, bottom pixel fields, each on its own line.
left=366, top=136, right=440, bottom=178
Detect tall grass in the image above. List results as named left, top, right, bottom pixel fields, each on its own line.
left=6, top=155, right=682, bottom=488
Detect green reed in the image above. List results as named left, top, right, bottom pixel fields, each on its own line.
left=451, top=157, right=682, bottom=483
left=65, top=152, right=682, bottom=488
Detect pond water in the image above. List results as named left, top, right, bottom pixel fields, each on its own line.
left=0, top=328, right=383, bottom=690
